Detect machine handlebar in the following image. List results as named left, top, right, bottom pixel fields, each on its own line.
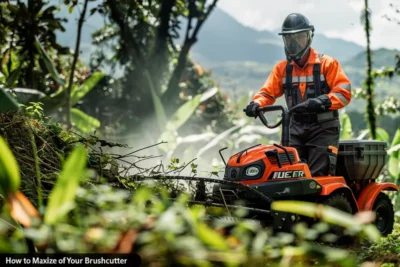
left=243, top=103, right=308, bottom=146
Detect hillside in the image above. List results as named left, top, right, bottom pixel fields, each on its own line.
left=208, top=48, right=400, bottom=113
left=189, top=8, right=364, bottom=66
left=344, top=48, right=400, bottom=68
left=185, top=8, right=284, bottom=65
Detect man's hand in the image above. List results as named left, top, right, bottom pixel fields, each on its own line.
left=244, top=101, right=260, bottom=117
left=305, top=98, right=325, bottom=112
left=305, top=95, right=332, bottom=112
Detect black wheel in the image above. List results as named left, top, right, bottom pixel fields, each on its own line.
left=373, top=193, right=394, bottom=236
left=304, top=193, right=353, bottom=227
left=323, top=193, right=354, bottom=245
left=324, top=193, right=353, bottom=214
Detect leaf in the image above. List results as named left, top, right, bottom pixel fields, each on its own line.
left=9, top=51, right=22, bottom=74
left=238, top=91, right=253, bottom=112
left=387, top=143, right=400, bottom=155
left=177, top=132, right=217, bottom=145
left=9, top=88, right=46, bottom=104
left=340, top=113, right=353, bottom=140
left=200, top=87, right=219, bottom=102
left=389, top=128, right=400, bottom=158
left=388, top=128, right=400, bottom=179
left=361, top=224, right=381, bottom=243
left=196, top=123, right=245, bottom=158
left=158, top=94, right=203, bottom=152
left=166, top=94, right=203, bottom=132
left=158, top=87, right=227, bottom=153
left=71, top=108, right=100, bottom=133
left=196, top=222, right=229, bottom=249
left=0, top=88, right=20, bottom=113
left=356, top=129, right=369, bottom=140
left=238, top=125, right=279, bottom=135
left=1, top=49, right=10, bottom=67
left=110, top=230, right=137, bottom=253
left=0, top=136, right=21, bottom=197
left=70, top=72, right=104, bottom=105
left=271, top=200, right=381, bottom=242
left=376, top=128, right=390, bottom=143
left=89, top=7, right=97, bottom=16
left=144, top=72, right=167, bottom=132
left=44, top=145, right=87, bottom=225
left=12, top=88, right=46, bottom=97
left=68, top=5, right=74, bottom=14
left=34, top=37, right=65, bottom=86
left=272, top=200, right=357, bottom=226
left=0, top=240, right=13, bottom=253
left=5, top=66, right=22, bottom=87
left=1, top=49, right=10, bottom=76
left=356, top=127, right=389, bottom=143
left=8, top=191, right=39, bottom=227
left=235, top=134, right=263, bottom=148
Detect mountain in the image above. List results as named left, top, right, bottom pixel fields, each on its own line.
left=56, top=5, right=365, bottom=67
left=344, top=48, right=400, bottom=68
left=54, top=5, right=400, bottom=97
left=312, top=34, right=365, bottom=63
left=185, top=8, right=283, bottom=64
left=189, top=8, right=365, bottom=66
left=187, top=9, right=400, bottom=97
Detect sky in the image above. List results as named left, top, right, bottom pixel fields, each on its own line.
left=217, top=0, right=400, bottom=50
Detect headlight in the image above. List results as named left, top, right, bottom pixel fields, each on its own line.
left=245, top=166, right=260, bottom=176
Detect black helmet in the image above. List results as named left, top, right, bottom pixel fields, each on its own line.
left=278, top=13, right=314, bottom=62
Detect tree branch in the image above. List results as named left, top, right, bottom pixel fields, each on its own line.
left=106, top=0, right=145, bottom=66
left=161, top=0, right=218, bottom=115
left=65, top=0, right=89, bottom=129
left=149, top=0, right=176, bottom=95
left=189, top=0, right=217, bottom=42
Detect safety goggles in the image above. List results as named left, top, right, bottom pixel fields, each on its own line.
left=282, top=31, right=311, bottom=43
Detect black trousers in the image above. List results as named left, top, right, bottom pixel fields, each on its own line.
left=289, top=118, right=340, bottom=177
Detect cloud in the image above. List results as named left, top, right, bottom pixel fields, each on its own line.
left=217, top=0, right=400, bottom=49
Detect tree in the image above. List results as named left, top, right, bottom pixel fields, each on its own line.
left=65, top=0, right=90, bottom=129
left=363, top=0, right=376, bottom=139
left=353, top=1, right=400, bottom=135
left=162, top=0, right=218, bottom=116
left=90, top=0, right=219, bottom=136
left=0, top=1, right=105, bottom=133
left=0, top=0, right=69, bottom=91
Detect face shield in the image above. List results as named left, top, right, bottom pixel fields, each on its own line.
left=282, top=30, right=312, bottom=57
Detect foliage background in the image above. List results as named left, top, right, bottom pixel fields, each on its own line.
left=0, top=0, right=399, bottom=266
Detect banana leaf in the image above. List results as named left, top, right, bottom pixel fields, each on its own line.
left=34, top=37, right=65, bottom=86
left=0, top=88, right=20, bottom=112
left=71, top=108, right=100, bottom=133
left=71, top=72, right=105, bottom=106
left=388, top=128, right=400, bottom=180
left=340, top=113, right=353, bottom=140
left=158, top=89, right=218, bottom=152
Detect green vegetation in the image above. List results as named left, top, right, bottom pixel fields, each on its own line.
left=0, top=0, right=399, bottom=266
left=0, top=125, right=398, bottom=266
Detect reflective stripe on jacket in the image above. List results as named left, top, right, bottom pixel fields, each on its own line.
left=252, top=47, right=352, bottom=110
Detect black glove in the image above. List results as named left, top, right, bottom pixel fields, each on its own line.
left=244, top=101, right=260, bottom=117
left=305, top=95, right=332, bottom=112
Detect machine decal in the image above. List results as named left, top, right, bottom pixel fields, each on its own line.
left=272, top=170, right=305, bottom=179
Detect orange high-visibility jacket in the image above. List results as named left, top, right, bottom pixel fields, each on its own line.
left=252, top=47, right=351, bottom=110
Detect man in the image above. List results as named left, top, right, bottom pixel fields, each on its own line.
left=245, top=13, right=352, bottom=177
